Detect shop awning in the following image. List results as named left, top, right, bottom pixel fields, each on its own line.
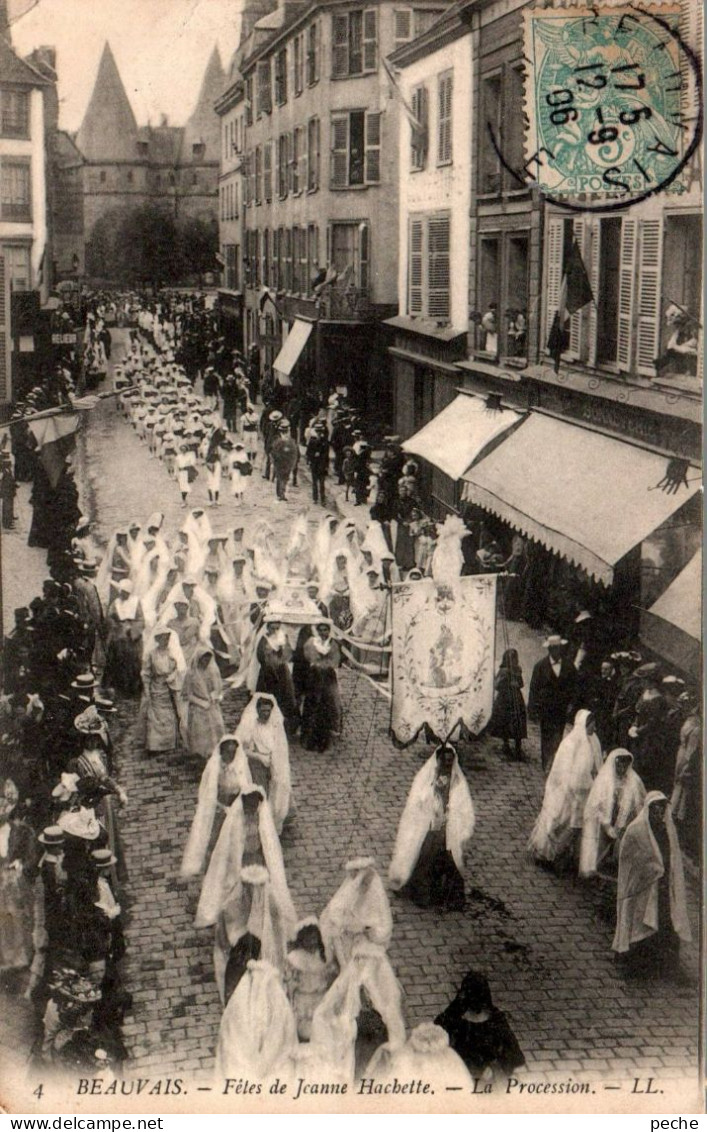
left=273, top=319, right=312, bottom=387
left=461, top=413, right=702, bottom=585
left=402, top=394, right=524, bottom=481
left=640, top=550, right=702, bottom=678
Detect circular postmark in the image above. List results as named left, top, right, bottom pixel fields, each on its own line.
left=518, top=4, right=702, bottom=211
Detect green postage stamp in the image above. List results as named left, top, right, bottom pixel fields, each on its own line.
left=523, top=4, right=702, bottom=207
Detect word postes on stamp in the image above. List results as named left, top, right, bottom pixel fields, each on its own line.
left=523, top=5, right=702, bottom=209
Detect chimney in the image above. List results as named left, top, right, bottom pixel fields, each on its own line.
left=26, top=45, right=58, bottom=77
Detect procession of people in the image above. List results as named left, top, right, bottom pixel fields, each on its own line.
left=0, top=290, right=699, bottom=1087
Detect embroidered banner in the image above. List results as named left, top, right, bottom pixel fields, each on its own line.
left=390, top=575, right=497, bottom=745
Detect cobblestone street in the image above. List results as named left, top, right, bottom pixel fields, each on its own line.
left=57, top=330, right=699, bottom=1092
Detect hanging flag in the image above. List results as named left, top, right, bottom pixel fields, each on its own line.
left=547, top=239, right=594, bottom=372
left=380, top=56, right=427, bottom=149
left=390, top=575, right=497, bottom=745
left=28, top=411, right=79, bottom=488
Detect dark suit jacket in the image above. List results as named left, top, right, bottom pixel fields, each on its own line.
left=528, top=656, right=577, bottom=727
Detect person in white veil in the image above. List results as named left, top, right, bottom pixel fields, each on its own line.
left=215, top=864, right=291, bottom=1006
left=126, top=519, right=145, bottom=574
left=430, top=513, right=466, bottom=587
left=309, top=937, right=405, bottom=1083
left=612, top=792, right=691, bottom=979
left=528, top=709, right=603, bottom=868
left=234, top=694, right=291, bottom=834
left=143, top=512, right=170, bottom=562
left=96, top=530, right=131, bottom=607
left=285, top=918, right=338, bottom=1042
left=285, top=510, right=312, bottom=581
left=579, top=749, right=646, bottom=878
left=133, top=548, right=169, bottom=630
left=215, top=959, right=297, bottom=1081
left=320, top=858, right=392, bottom=969
left=389, top=743, right=475, bottom=911
left=180, top=735, right=252, bottom=879
left=312, top=514, right=338, bottom=587
left=183, top=506, right=213, bottom=547
left=366, top=1022, right=474, bottom=1090
left=139, top=627, right=186, bottom=755
left=195, top=786, right=296, bottom=931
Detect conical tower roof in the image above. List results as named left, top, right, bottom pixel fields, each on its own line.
left=76, top=42, right=138, bottom=162
left=182, top=46, right=224, bottom=161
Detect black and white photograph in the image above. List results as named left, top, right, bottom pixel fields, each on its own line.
left=0, top=0, right=702, bottom=1117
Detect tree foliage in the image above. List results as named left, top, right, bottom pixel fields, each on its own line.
left=85, top=204, right=218, bottom=285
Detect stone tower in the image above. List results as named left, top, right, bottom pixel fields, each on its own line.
left=75, top=42, right=138, bottom=162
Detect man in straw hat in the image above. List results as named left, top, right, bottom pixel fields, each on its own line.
left=528, top=634, right=577, bottom=773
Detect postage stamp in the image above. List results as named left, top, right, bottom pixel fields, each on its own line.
left=523, top=4, right=702, bottom=207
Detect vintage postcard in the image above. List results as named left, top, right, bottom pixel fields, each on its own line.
left=0, top=0, right=702, bottom=1117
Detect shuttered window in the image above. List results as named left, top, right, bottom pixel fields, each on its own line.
left=278, top=135, right=289, bottom=198
left=307, top=22, right=320, bottom=85
left=293, top=35, right=304, bottom=95
left=329, top=221, right=370, bottom=292
left=245, top=77, right=253, bottom=126
left=332, top=9, right=377, bottom=76
left=307, top=224, right=319, bottom=293
left=254, top=145, right=262, bottom=204
left=275, top=49, right=288, bottom=105
left=257, top=60, right=272, bottom=117
left=307, top=117, right=320, bottom=190
left=410, top=85, right=429, bottom=170
left=616, top=218, right=637, bottom=372
left=262, top=228, right=270, bottom=287
left=407, top=212, right=451, bottom=322
left=437, top=71, right=453, bottom=165
left=635, top=219, right=663, bottom=376
left=394, top=8, right=413, bottom=49
left=264, top=141, right=273, bottom=203
left=330, top=111, right=381, bottom=187
left=292, top=127, right=305, bottom=194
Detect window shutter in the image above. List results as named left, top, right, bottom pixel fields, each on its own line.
left=331, top=114, right=349, bottom=187
left=264, top=141, right=272, bottom=202
left=616, top=217, right=638, bottom=372
left=363, top=9, right=378, bottom=71
left=254, top=146, right=262, bottom=204
left=635, top=218, right=663, bottom=376
left=364, top=112, right=381, bottom=183
left=332, top=14, right=349, bottom=77
left=288, top=131, right=297, bottom=194
left=300, top=127, right=308, bottom=194
left=587, top=221, right=601, bottom=367
left=409, top=218, right=424, bottom=314
left=543, top=216, right=564, bottom=349
left=427, top=214, right=451, bottom=321
left=567, top=217, right=585, bottom=359
left=438, top=73, right=453, bottom=163
left=394, top=8, right=413, bottom=48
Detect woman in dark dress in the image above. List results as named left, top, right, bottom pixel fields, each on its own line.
left=435, top=971, right=525, bottom=1079
left=488, top=648, right=527, bottom=759
left=256, top=620, right=299, bottom=733
left=300, top=621, right=342, bottom=752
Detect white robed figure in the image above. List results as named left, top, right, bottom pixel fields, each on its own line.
left=579, top=748, right=646, bottom=878
left=430, top=513, right=466, bottom=587
left=180, top=735, right=252, bottom=879
left=366, top=1022, right=474, bottom=1090
left=319, top=857, right=392, bottom=969
left=309, top=938, right=406, bottom=1083
left=215, top=959, right=297, bottom=1081
left=388, top=743, right=475, bottom=909
left=194, top=786, right=296, bottom=930
left=528, top=709, right=603, bottom=864
left=235, top=694, right=292, bottom=833
left=214, top=864, right=291, bottom=1005
left=612, top=791, right=691, bottom=959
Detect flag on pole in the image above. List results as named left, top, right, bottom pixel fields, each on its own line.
left=380, top=55, right=427, bottom=150
left=547, top=239, right=594, bottom=372
left=28, top=412, right=79, bottom=488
